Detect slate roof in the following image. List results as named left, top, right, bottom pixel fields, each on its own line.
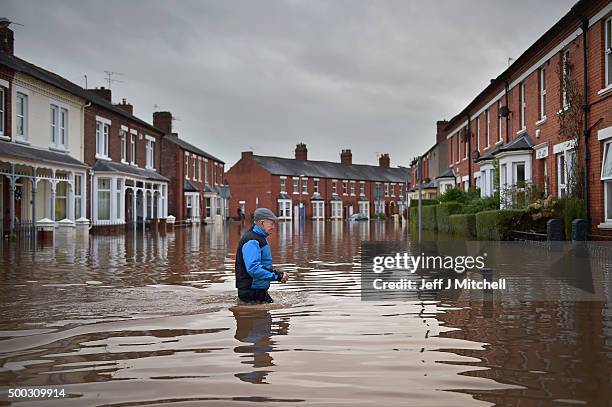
left=184, top=179, right=199, bottom=192
left=0, top=140, right=87, bottom=168
left=475, top=142, right=503, bottom=162
left=0, top=52, right=165, bottom=135
left=164, top=134, right=224, bottom=163
left=435, top=168, right=455, bottom=180
left=91, top=160, right=169, bottom=182
left=251, top=155, right=410, bottom=183
left=496, top=133, right=534, bottom=153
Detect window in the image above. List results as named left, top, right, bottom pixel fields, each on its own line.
left=302, top=177, right=308, bottom=194
left=606, top=17, right=612, bottom=87
left=97, top=178, right=111, bottom=221
left=313, top=179, right=319, bottom=193
left=185, top=154, right=189, bottom=179
left=562, top=49, right=570, bottom=108
left=456, top=135, right=460, bottom=162
left=514, top=162, right=526, bottom=188
left=293, top=177, right=299, bottom=193
left=519, top=81, right=526, bottom=130
left=497, top=100, right=503, bottom=143
left=557, top=149, right=576, bottom=197
left=280, top=177, right=286, bottom=193
left=186, top=195, right=193, bottom=219
left=16, top=92, right=27, bottom=140
left=192, top=156, right=196, bottom=180
left=74, top=175, right=82, bottom=219
left=485, top=109, right=490, bottom=148
left=603, top=141, right=612, bottom=222
left=55, top=181, right=67, bottom=221
left=120, top=130, right=127, bottom=162
left=464, top=131, right=468, bottom=159
left=539, top=68, right=547, bottom=119
left=205, top=197, right=212, bottom=218
left=204, top=160, right=208, bottom=184
left=96, top=121, right=109, bottom=158
left=500, top=163, right=507, bottom=187
left=391, top=183, right=395, bottom=196
left=476, top=115, right=480, bottom=152
left=332, top=180, right=338, bottom=194
left=130, top=133, right=136, bottom=164
left=312, top=201, right=324, bottom=219
left=360, top=181, right=365, bottom=195
left=385, top=183, right=389, bottom=197
left=50, top=105, right=68, bottom=149
left=146, top=139, right=155, bottom=169
left=198, top=159, right=202, bottom=181
left=342, top=180, right=348, bottom=195
left=359, top=201, right=369, bottom=217
left=331, top=201, right=342, bottom=219
left=450, top=136, right=454, bottom=162
left=350, top=181, right=355, bottom=195
left=116, top=179, right=123, bottom=220
left=0, top=87, right=4, bottom=136
left=278, top=199, right=291, bottom=219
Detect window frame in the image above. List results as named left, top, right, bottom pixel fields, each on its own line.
left=497, top=99, right=503, bottom=143
left=606, top=16, right=612, bottom=88
left=0, top=87, right=4, bottom=137
left=562, top=49, right=570, bottom=109
left=95, top=121, right=110, bottom=159
left=519, top=81, right=526, bottom=130
left=15, top=92, right=28, bottom=141
left=539, top=68, right=547, bottom=120
left=120, top=129, right=127, bottom=162
left=485, top=109, right=490, bottom=148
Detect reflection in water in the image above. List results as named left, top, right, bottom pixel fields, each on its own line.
left=232, top=307, right=289, bottom=384
left=0, top=221, right=609, bottom=406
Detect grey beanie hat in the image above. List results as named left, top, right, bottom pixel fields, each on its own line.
left=254, top=207, right=278, bottom=222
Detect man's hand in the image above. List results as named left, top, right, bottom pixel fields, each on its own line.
left=281, top=272, right=289, bottom=283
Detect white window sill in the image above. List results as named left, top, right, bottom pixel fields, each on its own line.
left=516, top=128, right=527, bottom=136
left=597, top=85, right=612, bottom=97
left=293, top=192, right=299, bottom=195
left=121, top=160, right=128, bottom=164
left=483, top=146, right=489, bottom=150
left=597, top=222, right=612, bottom=230
left=462, top=157, right=467, bottom=161
left=14, top=138, right=30, bottom=145
left=535, top=117, right=547, bottom=126
left=0, top=135, right=8, bottom=140
left=496, top=140, right=503, bottom=145
left=95, top=154, right=111, bottom=161
left=49, top=146, right=69, bottom=154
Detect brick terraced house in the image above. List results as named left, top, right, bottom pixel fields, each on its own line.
left=226, top=143, right=410, bottom=221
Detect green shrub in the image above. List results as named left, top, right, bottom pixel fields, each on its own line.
left=422, top=205, right=438, bottom=231
left=561, top=198, right=586, bottom=240
left=437, top=202, right=464, bottom=233
left=439, top=188, right=470, bottom=204
left=449, top=213, right=477, bottom=238
left=376, top=212, right=386, bottom=220
left=475, top=209, right=526, bottom=240
left=409, top=198, right=438, bottom=207
left=409, top=206, right=417, bottom=229
left=462, top=195, right=499, bottom=214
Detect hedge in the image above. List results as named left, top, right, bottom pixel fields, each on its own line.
left=449, top=213, right=476, bottom=238
left=436, top=202, right=464, bottom=234
left=475, top=209, right=526, bottom=240
left=409, top=199, right=438, bottom=207
left=409, top=204, right=438, bottom=231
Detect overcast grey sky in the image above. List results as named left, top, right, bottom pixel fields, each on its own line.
left=5, top=0, right=576, bottom=168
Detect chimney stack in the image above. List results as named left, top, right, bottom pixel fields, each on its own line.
left=0, top=25, right=14, bottom=55
left=379, top=153, right=390, bottom=168
left=295, top=143, right=308, bottom=161
left=340, top=149, right=352, bottom=165
left=153, top=111, right=173, bottom=134
left=436, top=120, right=448, bottom=143
left=88, top=87, right=112, bottom=102
left=241, top=151, right=253, bottom=160
left=114, top=98, right=133, bottom=115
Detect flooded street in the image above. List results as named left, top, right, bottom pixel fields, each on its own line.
left=0, top=221, right=611, bottom=406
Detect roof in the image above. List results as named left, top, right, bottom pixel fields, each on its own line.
left=164, top=134, right=224, bottom=164
left=251, top=155, right=410, bottom=183
left=435, top=168, right=455, bottom=180
left=184, top=179, right=199, bottom=192
left=91, top=160, right=169, bottom=182
left=496, top=133, right=534, bottom=153
left=0, top=140, right=87, bottom=168
left=0, top=52, right=165, bottom=135
left=475, top=142, right=503, bottom=162
left=444, top=0, right=591, bottom=132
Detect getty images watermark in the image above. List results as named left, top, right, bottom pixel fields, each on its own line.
left=360, top=241, right=610, bottom=301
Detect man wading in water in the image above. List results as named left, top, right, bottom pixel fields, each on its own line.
left=235, top=208, right=289, bottom=303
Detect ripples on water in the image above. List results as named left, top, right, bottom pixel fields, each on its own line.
left=0, top=221, right=610, bottom=406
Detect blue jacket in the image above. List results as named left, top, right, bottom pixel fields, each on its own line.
left=241, top=225, right=277, bottom=289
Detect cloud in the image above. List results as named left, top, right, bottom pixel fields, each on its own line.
left=3, top=0, right=576, bottom=167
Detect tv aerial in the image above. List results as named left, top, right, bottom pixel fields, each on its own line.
left=103, top=70, right=124, bottom=89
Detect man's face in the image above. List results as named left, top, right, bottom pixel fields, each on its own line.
left=258, top=219, right=276, bottom=235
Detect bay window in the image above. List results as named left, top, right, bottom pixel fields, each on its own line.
left=55, top=182, right=67, bottom=221
left=602, top=140, right=612, bottom=223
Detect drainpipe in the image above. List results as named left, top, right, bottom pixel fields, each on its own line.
left=88, top=169, right=94, bottom=230
left=467, top=114, right=472, bottom=188
left=503, top=79, right=510, bottom=144
left=580, top=16, right=590, bottom=227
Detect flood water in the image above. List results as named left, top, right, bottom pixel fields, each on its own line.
left=0, top=221, right=610, bottom=406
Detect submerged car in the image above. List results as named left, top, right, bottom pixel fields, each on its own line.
left=349, top=213, right=369, bottom=221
